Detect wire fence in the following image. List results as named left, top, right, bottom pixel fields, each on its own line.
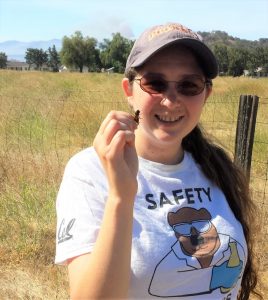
left=0, top=90, right=268, bottom=291
left=203, top=96, right=268, bottom=275
left=203, top=96, right=268, bottom=212
left=1, top=93, right=267, bottom=206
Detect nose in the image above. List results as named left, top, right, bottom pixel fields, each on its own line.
left=190, top=226, right=199, bottom=235
left=160, top=83, right=182, bottom=108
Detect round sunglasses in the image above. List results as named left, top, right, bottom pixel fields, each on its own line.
left=172, top=220, right=212, bottom=236
left=134, top=75, right=212, bottom=97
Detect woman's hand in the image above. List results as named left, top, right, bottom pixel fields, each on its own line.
left=93, top=110, right=138, bottom=200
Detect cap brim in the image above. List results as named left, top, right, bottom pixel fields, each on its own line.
left=129, top=38, right=218, bottom=79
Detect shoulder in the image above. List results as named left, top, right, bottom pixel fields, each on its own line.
left=63, top=146, right=104, bottom=182
left=67, top=146, right=100, bottom=168
left=67, top=146, right=99, bottom=166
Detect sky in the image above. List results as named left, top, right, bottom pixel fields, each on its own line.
left=0, top=0, right=268, bottom=43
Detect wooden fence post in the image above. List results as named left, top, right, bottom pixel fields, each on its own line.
left=234, top=95, right=259, bottom=179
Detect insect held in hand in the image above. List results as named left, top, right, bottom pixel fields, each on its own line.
left=133, top=110, right=141, bottom=124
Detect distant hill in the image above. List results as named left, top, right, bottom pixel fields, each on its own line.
left=0, top=39, right=61, bottom=61
left=198, top=30, right=268, bottom=49
left=1, top=31, right=267, bottom=62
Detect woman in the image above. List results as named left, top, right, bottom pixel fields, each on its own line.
left=55, top=23, right=261, bottom=299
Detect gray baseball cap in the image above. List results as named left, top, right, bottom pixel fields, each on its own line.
left=125, top=23, right=218, bottom=79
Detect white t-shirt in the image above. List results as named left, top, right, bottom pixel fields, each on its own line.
left=55, top=147, right=247, bottom=300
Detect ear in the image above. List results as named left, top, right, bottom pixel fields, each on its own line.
left=122, top=78, right=135, bottom=107
left=122, top=78, right=133, bottom=97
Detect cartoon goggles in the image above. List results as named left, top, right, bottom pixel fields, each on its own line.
left=134, top=74, right=212, bottom=97
left=172, top=220, right=212, bottom=236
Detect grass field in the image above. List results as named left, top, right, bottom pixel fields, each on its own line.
left=0, top=70, right=267, bottom=299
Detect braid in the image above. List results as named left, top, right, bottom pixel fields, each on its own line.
left=182, top=125, right=262, bottom=300
left=183, top=126, right=243, bottom=217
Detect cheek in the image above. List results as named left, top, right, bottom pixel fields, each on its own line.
left=133, top=90, right=159, bottom=111
left=185, top=97, right=205, bottom=115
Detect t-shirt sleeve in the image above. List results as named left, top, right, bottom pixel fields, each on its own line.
left=55, top=151, right=105, bottom=265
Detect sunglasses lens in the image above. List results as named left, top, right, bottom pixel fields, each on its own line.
left=138, top=76, right=206, bottom=96
left=140, top=77, right=167, bottom=94
left=178, top=78, right=205, bottom=96
left=192, top=220, right=211, bottom=233
left=173, top=223, right=191, bottom=235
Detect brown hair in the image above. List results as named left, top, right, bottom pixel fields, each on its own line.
left=125, top=67, right=262, bottom=299
left=182, top=126, right=262, bottom=300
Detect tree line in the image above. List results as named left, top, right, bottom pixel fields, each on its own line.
left=0, top=30, right=267, bottom=76
left=0, top=31, right=133, bottom=73
left=202, top=31, right=268, bottom=76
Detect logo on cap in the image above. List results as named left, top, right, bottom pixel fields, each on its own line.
left=148, top=23, right=199, bottom=41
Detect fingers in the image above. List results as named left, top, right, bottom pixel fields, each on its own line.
left=93, top=111, right=137, bottom=156
left=103, top=119, right=131, bottom=146
left=107, top=130, right=135, bottom=157
left=98, top=111, right=136, bottom=136
left=93, top=111, right=139, bottom=198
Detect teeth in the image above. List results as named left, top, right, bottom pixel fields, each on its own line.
left=157, top=115, right=183, bottom=122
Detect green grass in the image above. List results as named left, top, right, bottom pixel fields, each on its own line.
left=0, top=70, right=267, bottom=298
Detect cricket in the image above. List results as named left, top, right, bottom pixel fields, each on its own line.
left=133, top=110, right=141, bottom=124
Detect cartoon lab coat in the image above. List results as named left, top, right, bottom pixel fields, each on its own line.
left=148, top=207, right=245, bottom=297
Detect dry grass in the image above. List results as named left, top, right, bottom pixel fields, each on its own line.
left=0, top=71, right=267, bottom=299
left=0, top=264, right=68, bottom=300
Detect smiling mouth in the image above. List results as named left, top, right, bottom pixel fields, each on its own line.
left=155, top=114, right=184, bottom=123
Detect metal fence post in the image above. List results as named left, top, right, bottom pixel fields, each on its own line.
left=234, top=95, right=259, bottom=179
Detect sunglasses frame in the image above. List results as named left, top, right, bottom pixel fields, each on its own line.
left=134, top=75, right=212, bottom=97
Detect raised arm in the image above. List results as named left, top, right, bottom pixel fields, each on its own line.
left=68, top=110, right=138, bottom=299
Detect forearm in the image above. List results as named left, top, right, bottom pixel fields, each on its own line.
left=69, top=195, right=135, bottom=299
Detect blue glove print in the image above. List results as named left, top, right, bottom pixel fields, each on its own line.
left=210, top=260, right=243, bottom=290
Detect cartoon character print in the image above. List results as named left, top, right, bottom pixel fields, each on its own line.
left=148, top=207, right=245, bottom=298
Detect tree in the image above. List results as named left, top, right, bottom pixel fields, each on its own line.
left=84, top=38, right=101, bottom=72
left=25, top=48, right=48, bottom=70
left=0, top=52, right=7, bottom=69
left=227, top=47, right=248, bottom=77
left=261, top=47, right=268, bottom=75
left=100, top=33, right=134, bottom=73
left=240, top=46, right=268, bottom=76
left=47, top=45, right=61, bottom=72
left=60, top=31, right=99, bottom=72
left=245, top=47, right=262, bottom=76
left=212, top=43, right=229, bottom=75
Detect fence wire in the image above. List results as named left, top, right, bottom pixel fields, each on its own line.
left=0, top=89, right=267, bottom=293
left=0, top=93, right=267, bottom=207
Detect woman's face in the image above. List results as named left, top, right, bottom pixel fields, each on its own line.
left=122, top=45, right=212, bottom=163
